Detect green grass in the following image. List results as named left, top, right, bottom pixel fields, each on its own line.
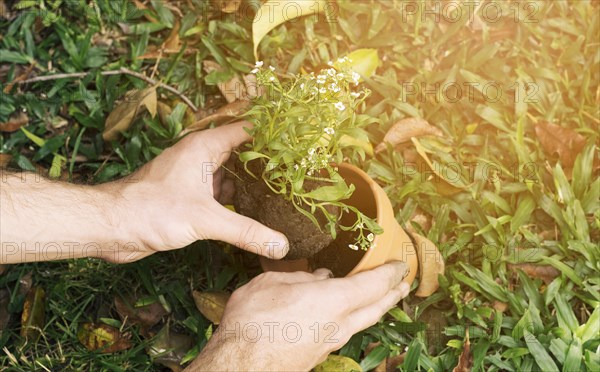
left=1, top=0, right=599, bottom=370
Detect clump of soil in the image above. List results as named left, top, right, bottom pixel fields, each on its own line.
left=233, top=157, right=341, bottom=260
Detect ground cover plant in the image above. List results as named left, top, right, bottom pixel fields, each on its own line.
left=0, top=0, right=599, bottom=371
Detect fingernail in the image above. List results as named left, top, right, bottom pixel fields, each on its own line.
left=396, top=282, right=410, bottom=298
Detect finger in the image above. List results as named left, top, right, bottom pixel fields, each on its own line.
left=346, top=282, right=410, bottom=333
left=212, top=168, right=223, bottom=199
left=328, top=261, right=409, bottom=310
left=313, top=268, right=334, bottom=280
left=206, top=203, right=289, bottom=259
left=203, top=121, right=254, bottom=164
left=262, top=271, right=327, bottom=284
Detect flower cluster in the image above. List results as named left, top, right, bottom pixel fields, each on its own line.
left=241, top=59, right=381, bottom=251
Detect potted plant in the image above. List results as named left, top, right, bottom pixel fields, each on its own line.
left=233, top=59, right=418, bottom=283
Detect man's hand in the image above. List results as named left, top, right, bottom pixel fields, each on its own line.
left=0, top=122, right=288, bottom=264
left=116, top=121, right=289, bottom=262
left=189, top=262, right=411, bottom=371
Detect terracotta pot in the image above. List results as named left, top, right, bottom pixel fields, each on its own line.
left=260, top=163, right=418, bottom=284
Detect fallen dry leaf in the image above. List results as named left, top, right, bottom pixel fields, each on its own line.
left=192, top=290, right=230, bottom=324
left=147, top=324, right=194, bottom=372
left=133, top=0, right=158, bottom=23
left=181, top=100, right=250, bottom=135
left=411, top=137, right=464, bottom=195
left=203, top=61, right=247, bottom=103
left=216, top=0, right=242, bottom=13
left=375, top=118, right=443, bottom=153
left=77, top=323, right=132, bottom=353
left=492, top=300, right=508, bottom=313
left=114, top=296, right=168, bottom=335
left=157, top=101, right=173, bottom=127
left=103, top=87, right=158, bottom=141
left=0, top=154, right=11, bottom=168
left=452, top=328, right=472, bottom=372
left=534, top=121, right=586, bottom=170
left=508, top=263, right=560, bottom=285
left=0, top=112, right=29, bottom=132
left=164, top=19, right=180, bottom=51
left=412, top=233, right=445, bottom=297
left=20, top=286, right=45, bottom=341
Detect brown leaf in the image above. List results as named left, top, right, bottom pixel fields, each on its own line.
left=534, top=121, right=586, bottom=169
left=412, top=137, right=464, bottom=195
left=192, top=291, right=230, bottom=324
left=164, top=19, right=180, bottom=51
left=508, top=263, right=560, bottom=285
left=114, top=296, right=168, bottom=334
left=20, top=287, right=46, bottom=341
left=216, top=0, right=242, bottom=13
left=203, top=60, right=247, bottom=103
left=453, top=328, right=472, bottom=372
left=0, top=153, right=11, bottom=168
left=77, top=323, right=132, bottom=353
left=133, top=0, right=159, bottom=23
left=157, top=101, right=173, bottom=127
left=412, top=233, right=445, bottom=297
left=103, top=87, right=158, bottom=141
left=0, top=112, right=29, bottom=132
left=375, top=118, right=443, bottom=153
left=147, top=324, right=194, bottom=372
left=181, top=100, right=250, bottom=135
left=492, top=301, right=508, bottom=313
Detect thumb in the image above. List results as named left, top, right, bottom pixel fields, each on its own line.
left=208, top=205, right=289, bottom=259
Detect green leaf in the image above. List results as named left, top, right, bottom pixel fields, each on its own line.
left=539, top=256, right=583, bottom=286
left=338, top=49, right=380, bottom=79
left=402, top=339, right=422, bottom=372
left=302, top=183, right=353, bottom=202
left=21, top=127, right=46, bottom=147
left=523, top=330, right=560, bottom=372
left=563, top=338, right=582, bottom=372
left=359, top=345, right=388, bottom=371
left=316, top=354, right=362, bottom=372
left=575, top=306, right=599, bottom=342
left=0, top=50, right=32, bottom=64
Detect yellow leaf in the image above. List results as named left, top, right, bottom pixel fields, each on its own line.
left=337, top=48, right=380, bottom=79
left=412, top=232, right=445, bottom=297
left=314, top=354, right=362, bottom=372
left=192, top=291, right=230, bottom=325
left=103, top=87, right=157, bottom=141
left=252, top=0, right=326, bottom=60
left=411, top=137, right=464, bottom=195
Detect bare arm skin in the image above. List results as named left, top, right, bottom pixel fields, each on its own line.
left=0, top=122, right=289, bottom=264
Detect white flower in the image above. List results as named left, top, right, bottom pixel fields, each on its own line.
left=294, top=164, right=299, bottom=170
left=330, top=83, right=340, bottom=93
left=269, top=65, right=275, bottom=71
left=324, top=127, right=335, bottom=135
left=300, top=83, right=305, bottom=89
left=337, top=56, right=348, bottom=63
left=367, top=233, right=374, bottom=242
left=255, top=61, right=264, bottom=67
left=326, top=68, right=336, bottom=76
left=269, top=76, right=275, bottom=81
left=350, top=92, right=360, bottom=98
left=250, top=68, right=259, bottom=74
left=319, top=87, right=327, bottom=94
left=348, top=244, right=359, bottom=250
left=357, top=223, right=364, bottom=228
left=327, top=61, right=333, bottom=66
left=334, top=102, right=346, bottom=111
left=351, top=71, right=361, bottom=84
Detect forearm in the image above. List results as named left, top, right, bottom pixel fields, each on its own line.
left=0, top=171, right=138, bottom=264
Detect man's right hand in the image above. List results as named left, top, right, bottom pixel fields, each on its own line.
left=188, top=261, right=410, bottom=371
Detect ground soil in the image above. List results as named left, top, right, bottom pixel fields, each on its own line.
left=232, top=157, right=341, bottom=260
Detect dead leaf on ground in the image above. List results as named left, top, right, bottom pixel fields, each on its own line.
left=181, top=100, right=250, bottom=136
left=203, top=61, right=248, bottom=103
left=114, top=296, right=168, bottom=335
left=412, top=137, right=465, bottom=195
left=3, top=64, right=34, bottom=93
left=164, top=19, right=180, bottom=50
left=375, top=118, right=443, bottom=153
left=133, top=0, right=158, bottom=23
left=411, top=233, right=445, bottom=297
left=192, top=291, right=230, bottom=325
left=492, top=300, right=508, bottom=313
left=77, top=323, right=132, bottom=353
left=18, top=271, right=33, bottom=297
left=452, top=328, right=472, bottom=372
left=20, top=287, right=46, bottom=341
left=0, top=112, right=29, bottom=132
left=157, top=101, right=173, bottom=127
left=0, top=154, right=11, bottom=168
left=314, top=354, right=362, bottom=372
left=103, top=87, right=158, bottom=141
left=534, top=121, right=586, bottom=170
left=507, top=263, right=560, bottom=285
left=148, top=324, right=194, bottom=372
left=215, top=0, right=242, bottom=13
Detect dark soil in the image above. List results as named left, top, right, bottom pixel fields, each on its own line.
left=232, top=157, right=341, bottom=260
